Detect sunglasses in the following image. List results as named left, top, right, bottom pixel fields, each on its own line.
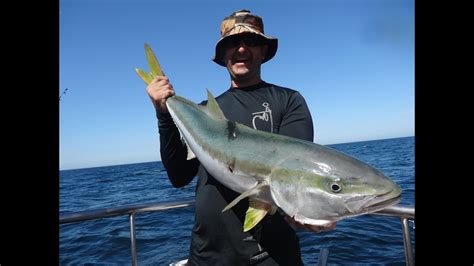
left=223, top=35, right=265, bottom=49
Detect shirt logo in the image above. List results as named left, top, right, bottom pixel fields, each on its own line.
left=252, top=102, right=273, bottom=133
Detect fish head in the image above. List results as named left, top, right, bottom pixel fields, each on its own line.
left=269, top=155, right=402, bottom=226
left=318, top=166, right=402, bottom=216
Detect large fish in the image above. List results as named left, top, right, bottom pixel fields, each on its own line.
left=136, top=44, right=402, bottom=232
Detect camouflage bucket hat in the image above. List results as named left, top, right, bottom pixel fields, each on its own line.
left=213, top=9, right=278, bottom=67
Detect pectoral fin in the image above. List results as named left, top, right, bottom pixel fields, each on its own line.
left=244, top=200, right=271, bottom=232
left=222, top=182, right=268, bottom=212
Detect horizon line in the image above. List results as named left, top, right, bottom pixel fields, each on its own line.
left=60, top=135, right=414, bottom=171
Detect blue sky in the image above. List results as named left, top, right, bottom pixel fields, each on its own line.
left=60, top=0, right=414, bottom=170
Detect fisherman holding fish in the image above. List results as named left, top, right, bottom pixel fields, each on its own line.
left=146, top=10, right=336, bottom=265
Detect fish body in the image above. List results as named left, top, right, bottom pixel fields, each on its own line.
left=166, top=92, right=401, bottom=231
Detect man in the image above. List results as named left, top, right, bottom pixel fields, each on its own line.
left=147, top=10, right=335, bottom=265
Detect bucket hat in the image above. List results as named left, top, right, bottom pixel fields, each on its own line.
left=213, top=9, right=278, bottom=66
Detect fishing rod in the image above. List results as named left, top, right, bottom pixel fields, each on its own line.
left=59, top=88, right=69, bottom=101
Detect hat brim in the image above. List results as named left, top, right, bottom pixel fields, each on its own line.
left=213, top=33, right=278, bottom=67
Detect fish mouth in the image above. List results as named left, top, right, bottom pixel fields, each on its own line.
left=345, top=188, right=401, bottom=215
left=363, top=189, right=402, bottom=213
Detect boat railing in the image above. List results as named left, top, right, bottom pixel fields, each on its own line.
left=60, top=197, right=415, bottom=266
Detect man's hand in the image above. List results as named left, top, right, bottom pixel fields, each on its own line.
left=284, top=215, right=336, bottom=233
left=146, top=76, right=176, bottom=114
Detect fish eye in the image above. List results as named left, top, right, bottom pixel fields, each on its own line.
left=330, top=183, right=342, bottom=193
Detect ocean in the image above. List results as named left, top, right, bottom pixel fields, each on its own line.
left=60, top=136, right=415, bottom=265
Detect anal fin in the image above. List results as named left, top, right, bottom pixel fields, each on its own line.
left=244, top=200, right=271, bottom=232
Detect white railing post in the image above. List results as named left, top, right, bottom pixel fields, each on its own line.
left=130, top=212, right=137, bottom=266
left=401, top=217, right=414, bottom=266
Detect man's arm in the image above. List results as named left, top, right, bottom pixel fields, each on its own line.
left=278, top=91, right=314, bottom=142
left=147, top=76, right=199, bottom=188
left=158, top=113, right=199, bottom=188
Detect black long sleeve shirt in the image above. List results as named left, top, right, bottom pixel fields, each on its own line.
left=158, top=82, right=314, bottom=265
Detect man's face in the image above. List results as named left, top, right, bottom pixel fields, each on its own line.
left=222, top=34, right=268, bottom=83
